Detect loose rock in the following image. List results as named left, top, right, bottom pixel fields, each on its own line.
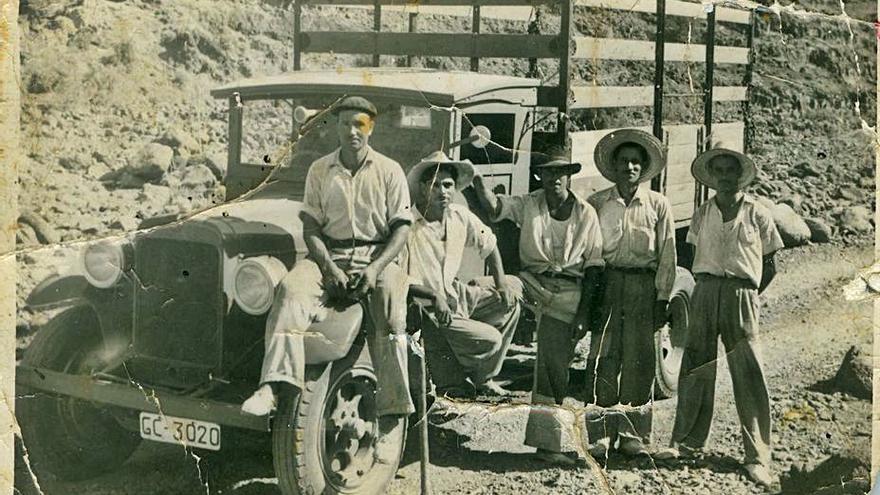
left=837, top=206, right=872, bottom=235
left=832, top=344, right=871, bottom=400
left=771, top=203, right=811, bottom=247
left=129, top=143, right=174, bottom=181
left=804, top=217, right=833, bottom=243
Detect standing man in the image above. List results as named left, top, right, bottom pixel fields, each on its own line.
left=655, top=147, right=783, bottom=489
left=401, top=151, right=522, bottom=398
left=585, top=129, right=676, bottom=459
left=241, top=96, right=414, bottom=461
left=472, top=147, right=604, bottom=466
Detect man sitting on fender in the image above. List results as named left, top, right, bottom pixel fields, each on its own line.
left=401, top=152, right=522, bottom=398
left=241, top=96, right=414, bottom=464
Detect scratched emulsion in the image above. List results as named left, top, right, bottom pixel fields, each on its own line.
left=5, top=0, right=878, bottom=493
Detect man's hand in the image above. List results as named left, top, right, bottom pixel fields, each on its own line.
left=572, top=311, right=590, bottom=343
left=349, top=265, right=379, bottom=300
left=496, top=278, right=516, bottom=308
left=654, top=299, right=670, bottom=331
left=433, top=292, right=453, bottom=328
left=322, top=264, right=350, bottom=301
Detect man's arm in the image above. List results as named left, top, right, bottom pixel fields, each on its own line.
left=486, top=247, right=516, bottom=307
left=408, top=283, right=453, bottom=327
left=575, top=266, right=604, bottom=340
left=471, top=174, right=501, bottom=219
left=302, top=213, right=349, bottom=299
left=758, top=252, right=777, bottom=293
left=351, top=222, right=411, bottom=298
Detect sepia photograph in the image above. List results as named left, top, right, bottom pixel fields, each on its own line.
left=4, top=0, right=877, bottom=492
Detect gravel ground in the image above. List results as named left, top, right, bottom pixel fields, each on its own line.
left=16, top=241, right=872, bottom=495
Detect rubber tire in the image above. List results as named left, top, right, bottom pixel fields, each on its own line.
left=17, top=306, right=142, bottom=481
left=654, top=267, right=696, bottom=400
left=273, top=341, right=407, bottom=495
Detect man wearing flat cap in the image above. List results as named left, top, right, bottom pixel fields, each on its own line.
left=655, top=146, right=783, bottom=489
left=401, top=151, right=522, bottom=398
left=473, top=146, right=604, bottom=466
left=242, top=96, right=414, bottom=462
left=585, top=129, right=677, bottom=459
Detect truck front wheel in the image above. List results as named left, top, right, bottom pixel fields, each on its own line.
left=17, top=306, right=142, bottom=481
left=273, top=341, right=407, bottom=495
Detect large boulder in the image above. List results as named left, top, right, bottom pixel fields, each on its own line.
left=157, top=127, right=201, bottom=157
left=832, top=344, right=871, bottom=400
left=188, top=153, right=227, bottom=181
left=129, top=143, right=174, bottom=182
left=804, top=217, right=832, bottom=243
left=178, top=164, right=218, bottom=190
left=838, top=206, right=873, bottom=235
left=770, top=203, right=811, bottom=247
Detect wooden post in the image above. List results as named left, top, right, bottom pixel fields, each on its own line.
left=650, top=0, right=666, bottom=191
left=407, top=12, right=419, bottom=67
left=557, top=0, right=574, bottom=148
left=471, top=5, right=481, bottom=72
left=227, top=93, right=244, bottom=199
left=418, top=336, right=432, bottom=495
left=527, top=8, right=541, bottom=78
left=293, top=0, right=302, bottom=70
left=703, top=6, right=717, bottom=149
left=373, top=0, right=382, bottom=67
left=744, top=10, right=756, bottom=153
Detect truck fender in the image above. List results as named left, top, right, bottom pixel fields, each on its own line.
left=26, top=274, right=90, bottom=310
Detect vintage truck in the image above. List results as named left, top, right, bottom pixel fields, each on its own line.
left=16, top=1, right=758, bottom=493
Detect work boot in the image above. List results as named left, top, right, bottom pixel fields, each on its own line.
left=535, top=448, right=579, bottom=467
left=618, top=438, right=649, bottom=457
left=587, top=438, right=610, bottom=460
left=475, top=379, right=512, bottom=397
left=241, top=384, right=276, bottom=416
left=653, top=443, right=701, bottom=461
left=744, top=464, right=776, bottom=489
left=374, top=415, right=405, bottom=465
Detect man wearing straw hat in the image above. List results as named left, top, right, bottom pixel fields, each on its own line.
left=655, top=146, right=783, bottom=489
left=401, top=151, right=523, bottom=398
left=585, top=129, right=677, bottom=459
left=241, top=96, right=414, bottom=463
left=472, top=146, right=604, bottom=466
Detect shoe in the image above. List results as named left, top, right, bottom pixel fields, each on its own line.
left=241, top=384, right=275, bottom=416
left=436, top=384, right=476, bottom=400
left=618, top=439, right=649, bottom=457
left=744, top=464, right=776, bottom=488
left=374, top=415, right=405, bottom=465
left=475, top=379, right=512, bottom=397
left=654, top=443, right=701, bottom=460
left=535, top=449, right=579, bottom=467
left=587, top=439, right=609, bottom=460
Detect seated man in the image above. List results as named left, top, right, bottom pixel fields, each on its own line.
left=401, top=151, right=522, bottom=398
left=241, top=96, right=414, bottom=462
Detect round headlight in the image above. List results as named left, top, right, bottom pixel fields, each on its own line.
left=82, top=241, right=127, bottom=289
left=232, top=256, right=287, bottom=315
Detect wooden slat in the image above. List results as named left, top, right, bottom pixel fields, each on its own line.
left=672, top=201, right=695, bottom=221
left=568, top=85, right=746, bottom=109
left=573, top=37, right=749, bottom=64
left=707, top=121, right=745, bottom=150
left=575, top=0, right=751, bottom=24
left=300, top=31, right=559, bottom=58
left=302, top=0, right=556, bottom=6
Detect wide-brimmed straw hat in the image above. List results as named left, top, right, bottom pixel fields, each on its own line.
left=594, top=129, right=666, bottom=183
left=407, top=151, right=475, bottom=199
left=691, top=146, right=757, bottom=190
left=531, top=146, right=582, bottom=176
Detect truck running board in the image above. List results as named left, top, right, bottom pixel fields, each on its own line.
left=16, top=365, right=271, bottom=432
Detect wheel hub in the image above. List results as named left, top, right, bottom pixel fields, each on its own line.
left=321, top=374, right=378, bottom=491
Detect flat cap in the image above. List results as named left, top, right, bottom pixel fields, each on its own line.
left=332, top=96, right=378, bottom=118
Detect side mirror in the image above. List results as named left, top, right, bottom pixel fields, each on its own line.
left=448, top=125, right=492, bottom=150
left=293, top=106, right=318, bottom=124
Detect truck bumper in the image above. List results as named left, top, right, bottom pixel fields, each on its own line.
left=16, top=365, right=270, bottom=432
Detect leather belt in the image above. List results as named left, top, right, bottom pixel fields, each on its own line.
left=695, top=272, right=757, bottom=289
left=607, top=265, right=656, bottom=275
left=325, top=238, right=384, bottom=249
left=539, top=271, right=581, bottom=284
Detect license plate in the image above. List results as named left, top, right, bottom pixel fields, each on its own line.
left=139, top=412, right=221, bottom=451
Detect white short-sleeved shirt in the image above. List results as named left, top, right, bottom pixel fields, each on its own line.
left=687, top=194, right=784, bottom=287
left=400, top=204, right=497, bottom=316
left=588, top=185, right=677, bottom=300
left=495, top=189, right=604, bottom=278
left=302, top=146, right=413, bottom=242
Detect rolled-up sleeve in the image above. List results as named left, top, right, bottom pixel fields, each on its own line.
left=464, top=210, right=497, bottom=259
left=385, top=165, right=413, bottom=226
left=686, top=205, right=703, bottom=246
left=495, top=194, right=528, bottom=225
left=654, top=197, right=677, bottom=300
left=757, top=208, right=785, bottom=255
left=581, top=205, right=605, bottom=269
left=301, top=163, right=324, bottom=225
